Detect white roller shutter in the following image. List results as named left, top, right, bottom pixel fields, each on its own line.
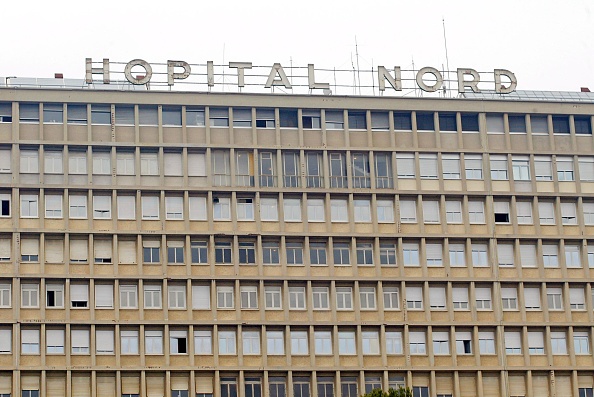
left=121, top=375, right=140, bottom=394
left=527, top=331, right=544, bottom=350
left=579, top=157, right=594, bottom=181
left=425, top=243, right=442, bottom=264
left=555, top=375, right=572, bottom=397
left=0, top=149, right=10, bottom=172
left=71, top=284, right=88, bottom=302
left=164, top=152, right=183, bottom=176
left=118, top=240, right=137, bottom=264
left=570, top=287, right=585, bottom=308
left=419, top=154, right=438, bottom=178
left=94, top=239, right=112, bottom=262
left=46, top=376, right=66, bottom=397
left=429, top=287, right=446, bottom=307
left=188, top=153, right=206, bottom=177
left=192, top=285, right=210, bottom=310
left=146, top=375, right=165, bottom=397
left=399, top=199, right=416, bottom=220
left=482, top=375, right=499, bottom=397
left=70, top=239, right=88, bottom=262
left=497, top=244, right=514, bottom=266
left=95, top=284, right=114, bottom=308
left=0, top=328, right=11, bottom=353
left=422, top=200, right=439, bottom=223
left=0, top=374, right=10, bottom=394
left=21, top=238, right=39, bottom=257
left=508, top=375, right=526, bottom=397
left=578, top=375, right=593, bottom=388
left=97, top=375, right=116, bottom=397
left=45, top=239, right=64, bottom=263
left=459, top=374, right=477, bottom=397
left=171, top=376, right=188, bottom=391
left=96, top=330, right=114, bottom=353
left=406, top=286, right=423, bottom=302
left=71, top=374, right=91, bottom=397
left=452, top=287, right=468, bottom=303
left=396, top=154, right=415, bottom=177
left=435, top=374, right=453, bottom=396
left=524, top=287, right=541, bottom=309
left=0, top=238, right=10, bottom=260
left=519, top=244, right=537, bottom=268
left=532, top=375, right=549, bottom=397
left=21, top=374, right=40, bottom=390
left=196, top=376, right=213, bottom=394
left=442, top=154, right=461, bottom=177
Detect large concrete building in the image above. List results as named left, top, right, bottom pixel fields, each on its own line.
left=0, top=82, right=593, bottom=397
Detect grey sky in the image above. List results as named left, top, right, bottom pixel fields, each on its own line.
left=4, top=0, right=592, bottom=92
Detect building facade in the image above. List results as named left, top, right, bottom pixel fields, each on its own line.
left=0, top=87, right=593, bottom=397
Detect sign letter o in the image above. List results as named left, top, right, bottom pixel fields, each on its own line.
left=416, top=67, right=443, bottom=92
left=124, top=59, right=153, bottom=85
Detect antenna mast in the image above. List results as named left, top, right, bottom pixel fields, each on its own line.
left=442, top=18, right=451, bottom=97
left=355, top=37, right=361, bottom=95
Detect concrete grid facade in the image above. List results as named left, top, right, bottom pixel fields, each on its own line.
left=0, top=88, right=593, bottom=397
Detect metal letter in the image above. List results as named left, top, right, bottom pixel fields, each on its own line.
left=124, top=59, right=152, bottom=85
left=229, top=62, right=252, bottom=87
left=377, top=66, right=402, bottom=91
left=85, top=58, right=110, bottom=84
left=265, top=63, right=292, bottom=89
left=494, top=69, right=517, bottom=94
left=308, top=64, right=329, bottom=90
left=416, top=67, right=443, bottom=92
left=167, top=60, right=191, bottom=86
left=457, top=68, right=481, bottom=93
left=207, top=61, right=214, bottom=87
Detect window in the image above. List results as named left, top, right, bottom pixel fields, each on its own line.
left=538, top=201, right=555, bottom=224
left=508, top=114, right=526, bottom=133
left=143, top=240, right=160, bottom=263
left=464, top=154, right=483, bottom=180
left=376, top=199, right=394, bottom=223
left=68, top=150, right=87, bottom=175
left=20, top=238, right=39, bottom=262
left=71, top=329, right=90, bottom=354
left=336, top=287, right=353, bottom=310
left=242, top=330, right=260, bottom=355
left=359, top=287, right=376, bottom=310
left=260, top=198, right=278, bottom=221
left=240, top=286, right=258, bottom=309
left=286, top=242, right=304, bottom=265
left=170, top=330, right=188, bottom=354
left=471, top=243, right=488, bottom=267
left=532, top=156, right=553, bottom=182
left=291, top=330, right=308, bottom=355
left=145, top=330, right=163, bottom=354
left=306, top=152, right=323, bottom=187
left=69, top=238, right=88, bottom=263
left=385, top=331, right=403, bottom=354
left=21, top=329, right=40, bottom=354
left=380, top=243, right=397, bottom=266
left=416, top=112, right=434, bottom=130
left=162, top=106, right=182, bottom=126
left=21, top=283, right=39, bottom=307
left=512, top=156, right=530, bottom=181
left=70, top=284, right=88, bottom=308
left=283, top=152, right=300, bottom=187
left=358, top=331, right=379, bottom=355
left=552, top=115, right=570, bottom=133
left=44, top=151, right=63, bottom=174
left=351, top=152, right=370, bottom=188
left=237, top=198, right=254, bottom=221
left=262, top=241, right=280, bottom=264
left=186, top=107, right=205, bottom=126
left=165, top=196, right=183, bottom=220
left=194, top=330, right=212, bottom=354
left=117, top=196, right=136, bottom=220
left=114, top=151, right=134, bottom=176
left=218, top=330, right=236, bottom=354
left=504, top=331, right=522, bottom=354
left=67, top=195, right=86, bottom=219
left=238, top=241, right=255, bottom=264
left=516, top=201, right=533, bottom=224
left=456, top=331, right=472, bottom=354
left=20, top=194, right=38, bottom=218
left=279, top=109, right=298, bottom=128
left=189, top=196, right=207, bottom=220
left=120, top=330, right=139, bottom=354
left=409, top=331, right=426, bottom=354
left=333, top=242, right=350, bottom=265
left=0, top=194, right=9, bottom=217
left=266, top=330, right=284, bottom=355
left=494, top=201, right=510, bottom=223
left=220, top=377, right=238, bottom=397
left=490, top=155, right=508, bottom=180
left=93, top=195, right=111, bottom=219
left=519, top=243, right=537, bottom=268
left=289, top=287, right=306, bottom=310
left=565, top=245, right=582, bottom=268
left=547, top=287, right=563, bottom=310
left=309, top=242, right=327, bottom=265
left=168, top=285, right=186, bottom=309
left=0, top=283, right=11, bottom=307
left=211, top=197, right=230, bottom=221
left=302, top=109, right=321, bottom=129
left=20, top=149, right=39, bottom=173
left=190, top=241, right=208, bottom=263
left=284, top=198, right=302, bottom=222
left=524, top=287, right=541, bottom=310
left=314, top=331, right=332, bottom=355
left=441, top=154, right=461, bottom=180
left=217, top=286, right=234, bottom=309
left=92, top=151, right=111, bottom=175
left=574, top=332, right=590, bottom=354
left=422, top=199, right=440, bottom=223
left=330, top=199, right=348, bottom=222
left=307, top=199, right=325, bottom=222
left=396, top=153, right=415, bottom=178
left=527, top=331, right=545, bottom=354
left=479, top=331, right=495, bottom=354
left=429, top=286, right=446, bottom=310
left=265, top=286, right=282, bottom=309
left=468, top=200, right=485, bottom=223
left=452, top=287, right=469, bottom=310
left=325, top=110, right=344, bottom=129
left=543, top=244, right=559, bottom=267
left=570, top=287, right=586, bottom=310
left=259, top=151, right=276, bottom=187
left=192, top=285, right=210, bottom=310
left=167, top=241, right=184, bottom=264
left=383, top=287, right=399, bottom=310
left=475, top=287, right=492, bottom=310
left=579, top=157, right=594, bottom=182
left=340, top=377, right=358, bottom=397
left=354, top=199, right=371, bottom=222
left=312, top=287, right=329, bottom=310
left=584, top=202, right=594, bottom=225
left=394, top=112, right=412, bottom=130
left=46, top=284, right=64, bottom=308
left=356, top=243, right=373, bottom=265
left=95, top=284, right=114, bottom=309
left=419, top=154, right=438, bottom=179
left=140, top=152, right=159, bottom=175
left=375, top=152, right=393, bottom=188
left=215, top=241, right=232, bottom=264
left=449, top=243, right=466, bottom=267
left=443, top=200, right=462, bottom=223
left=399, top=199, right=417, bottom=223
left=403, top=243, right=420, bottom=266
left=561, top=202, right=577, bottom=225
left=432, top=331, right=450, bottom=355
left=46, top=329, right=64, bottom=354
left=119, top=285, right=138, bottom=309
left=557, top=157, right=575, bottom=181
left=329, top=153, right=347, bottom=188
left=531, top=114, right=548, bottom=134
left=551, top=331, right=567, bottom=354
left=501, top=286, right=518, bottom=310
left=141, top=196, right=159, bottom=220
left=406, top=286, right=423, bottom=310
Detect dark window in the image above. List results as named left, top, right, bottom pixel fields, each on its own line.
left=279, top=109, right=298, bottom=128
left=239, top=242, right=256, bottom=264
left=494, top=213, right=510, bottom=223
left=553, top=115, right=570, bottom=133
left=579, top=388, right=594, bottom=397
left=22, top=392, right=38, bottom=397
left=348, top=111, right=367, bottom=129
left=172, top=391, right=189, bottom=397
left=416, top=112, right=434, bottom=130
left=575, top=116, right=592, bottom=134
left=508, top=115, right=526, bottom=133
left=412, top=387, right=429, bottom=397
left=163, top=106, right=182, bottom=126
left=91, top=104, right=111, bottom=125
left=438, top=113, right=457, bottom=131
left=293, top=378, right=310, bottom=397
left=393, top=112, right=412, bottom=130
left=461, top=113, right=479, bottom=131
left=1, top=198, right=9, bottom=216
left=0, top=103, right=12, bottom=122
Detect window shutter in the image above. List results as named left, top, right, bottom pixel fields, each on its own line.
left=371, top=112, right=389, bottom=130
left=419, top=154, right=437, bottom=177
left=21, top=374, right=40, bottom=390
left=94, top=239, right=112, bottom=261
left=561, top=202, right=577, bottom=220
left=504, top=331, right=521, bottom=349
left=408, top=331, right=425, bottom=344
left=524, top=288, right=541, bottom=308
left=21, top=329, right=39, bottom=345
left=459, top=374, right=477, bottom=397
left=442, top=154, right=460, bottom=175
left=146, top=376, right=165, bottom=397
left=429, top=287, right=446, bottom=305
left=542, top=244, right=558, bottom=256
left=578, top=375, right=593, bottom=388
left=555, top=376, right=572, bottom=397
left=435, top=375, right=453, bottom=396
left=452, top=287, right=468, bottom=302
left=0, top=375, right=10, bottom=395
left=118, top=240, right=137, bottom=264
left=70, top=239, right=88, bottom=262
left=399, top=199, right=416, bottom=218
left=115, top=106, right=134, bottom=125
left=164, top=152, right=182, bottom=176
left=422, top=200, right=439, bottom=223
left=96, top=375, right=116, bottom=397
left=396, top=154, right=415, bottom=177
left=531, top=376, right=549, bottom=397
left=45, top=239, right=64, bottom=263
left=95, top=330, right=114, bottom=352
left=189, top=196, right=207, bottom=220
left=21, top=238, right=39, bottom=257
left=0, top=238, right=9, bottom=260
left=117, top=196, right=135, bottom=219
left=482, top=375, right=499, bottom=397
left=70, top=284, right=88, bottom=302
left=501, top=287, right=517, bottom=300
left=0, top=329, right=10, bottom=353
left=527, top=331, right=544, bottom=348
left=71, top=374, right=91, bottom=397
left=71, top=329, right=89, bottom=350
left=192, top=285, right=210, bottom=309
left=142, top=196, right=159, bottom=218
left=557, top=157, right=574, bottom=172
left=493, top=201, right=509, bottom=214
left=196, top=377, right=214, bottom=394
left=171, top=376, right=188, bottom=391
left=486, top=114, right=504, bottom=132
left=497, top=244, right=514, bottom=265
left=570, top=287, right=585, bottom=305
left=138, top=106, right=158, bottom=125
left=425, top=243, right=442, bottom=262
left=579, top=157, right=594, bottom=181
left=516, top=201, right=532, bottom=219
left=519, top=244, right=537, bottom=267
left=475, top=287, right=491, bottom=301
left=467, top=200, right=484, bottom=213
left=121, top=376, right=140, bottom=394
left=0, top=149, right=10, bottom=172
left=539, top=202, right=554, bottom=220
left=95, top=285, right=113, bottom=308
left=188, top=153, right=206, bottom=176
left=406, top=286, right=422, bottom=302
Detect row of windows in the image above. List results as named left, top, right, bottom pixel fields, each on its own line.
left=6, top=148, right=594, bottom=186
left=4, top=280, right=594, bottom=313
left=7, top=324, right=593, bottom=357
left=8, top=102, right=594, bottom=135
left=7, top=230, right=594, bottom=268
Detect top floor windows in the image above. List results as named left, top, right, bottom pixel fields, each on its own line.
left=416, top=112, right=434, bottom=131
left=348, top=111, right=366, bottom=130
left=325, top=110, right=344, bottom=130
left=210, top=108, right=229, bottom=127
left=279, top=109, right=298, bottom=128
left=393, top=112, right=412, bottom=131
left=302, top=110, right=321, bottom=129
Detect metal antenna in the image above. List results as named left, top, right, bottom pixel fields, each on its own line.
left=355, top=36, right=362, bottom=95
left=442, top=18, right=451, bottom=97
left=222, top=43, right=226, bottom=92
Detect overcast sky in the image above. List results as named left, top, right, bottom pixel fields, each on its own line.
left=3, top=0, right=592, bottom=92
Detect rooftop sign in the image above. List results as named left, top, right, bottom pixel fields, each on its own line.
left=85, top=58, right=517, bottom=96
